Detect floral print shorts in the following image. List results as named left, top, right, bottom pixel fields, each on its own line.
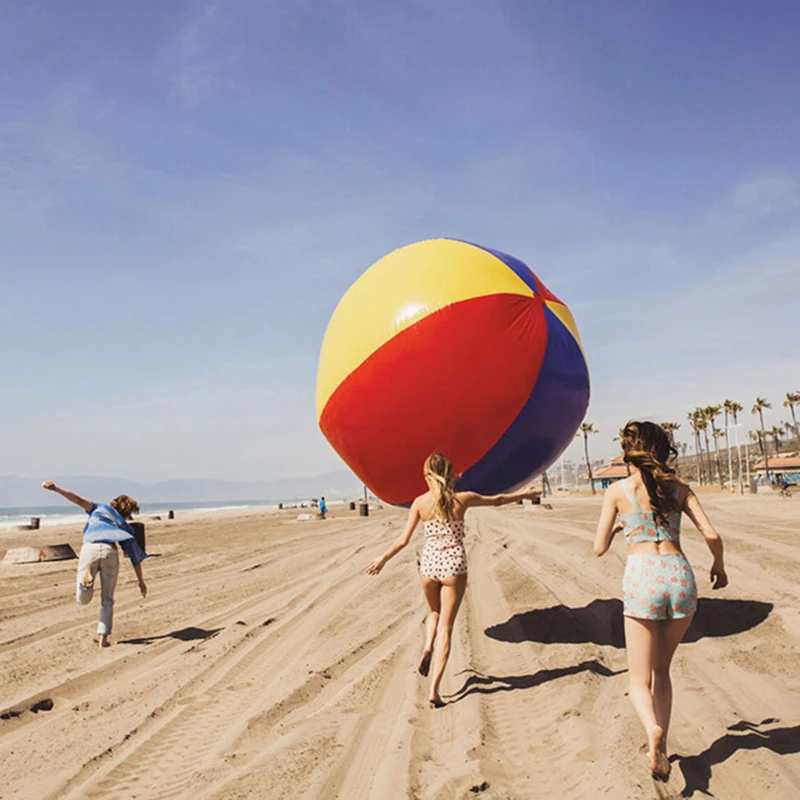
left=623, top=553, right=698, bottom=620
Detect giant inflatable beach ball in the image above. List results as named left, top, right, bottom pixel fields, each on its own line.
left=316, top=239, right=590, bottom=505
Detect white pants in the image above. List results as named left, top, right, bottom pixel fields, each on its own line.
left=76, top=542, right=119, bottom=635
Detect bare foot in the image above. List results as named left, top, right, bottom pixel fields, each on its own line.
left=428, top=694, right=445, bottom=708
left=649, top=725, right=670, bottom=781
left=80, top=567, right=94, bottom=590
left=99, top=635, right=111, bottom=648
left=418, top=649, right=432, bottom=677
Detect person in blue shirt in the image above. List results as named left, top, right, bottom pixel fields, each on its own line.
left=43, top=481, right=148, bottom=648
left=319, top=496, right=327, bottom=520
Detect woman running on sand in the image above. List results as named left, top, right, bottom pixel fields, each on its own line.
left=365, top=453, right=539, bottom=707
left=42, top=481, right=148, bottom=648
left=593, top=422, right=728, bottom=781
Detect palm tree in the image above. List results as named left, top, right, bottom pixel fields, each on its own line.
left=752, top=397, right=772, bottom=481
left=714, top=428, right=727, bottom=455
left=661, top=422, right=681, bottom=474
left=660, top=422, right=680, bottom=445
left=695, top=407, right=714, bottom=485
left=722, top=400, right=735, bottom=491
left=578, top=423, right=598, bottom=495
left=784, top=391, right=800, bottom=439
left=704, top=405, right=725, bottom=489
left=768, top=425, right=783, bottom=458
left=612, top=427, right=626, bottom=444
left=687, top=410, right=705, bottom=485
left=729, top=401, right=744, bottom=493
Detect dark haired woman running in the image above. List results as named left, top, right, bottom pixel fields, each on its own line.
left=593, top=421, right=728, bottom=780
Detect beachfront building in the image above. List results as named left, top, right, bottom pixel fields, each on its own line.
left=592, top=455, right=630, bottom=491
left=753, top=456, right=800, bottom=486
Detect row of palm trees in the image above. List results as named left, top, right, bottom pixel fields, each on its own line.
left=686, top=393, right=800, bottom=489
left=577, top=391, right=800, bottom=494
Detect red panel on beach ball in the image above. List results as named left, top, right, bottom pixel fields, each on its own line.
left=319, top=293, right=548, bottom=505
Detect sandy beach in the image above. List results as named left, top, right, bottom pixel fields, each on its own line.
left=1, top=495, right=799, bottom=800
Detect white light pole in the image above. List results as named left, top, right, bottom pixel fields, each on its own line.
left=743, top=433, right=751, bottom=488
left=726, top=426, right=734, bottom=492
left=730, top=422, right=744, bottom=494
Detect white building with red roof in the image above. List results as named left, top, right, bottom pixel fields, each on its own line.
left=591, top=455, right=630, bottom=491
left=753, top=456, right=800, bottom=486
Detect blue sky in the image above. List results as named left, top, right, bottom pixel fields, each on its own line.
left=1, top=1, right=799, bottom=482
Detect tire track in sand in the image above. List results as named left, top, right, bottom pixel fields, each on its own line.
left=53, top=545, right=415, bottom=800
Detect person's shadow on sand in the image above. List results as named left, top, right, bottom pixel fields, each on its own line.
left=120, top=626, right=223, bottom=645
left=447, top=659, right=625, bottom=704
left=484, top=598, right=773, bottom=649
left=672, top=718, right=800, bottom=797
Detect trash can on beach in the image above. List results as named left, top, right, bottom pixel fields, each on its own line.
left=30, top=517, right=41, bottom=530
left=349, top=501, right=356, bottom=511
left=358, top=502, right=369, bottom=517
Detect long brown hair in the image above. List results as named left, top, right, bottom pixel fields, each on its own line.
left=423, top=453, right=456, bottom=520
left=621, top=421, right=682, bottom=525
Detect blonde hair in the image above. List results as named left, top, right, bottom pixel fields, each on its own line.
left=110, top=494, right=140, bottom=520
left=621, top=421, right=682, bottom=526
left=423, top=453, right=456, bottom=521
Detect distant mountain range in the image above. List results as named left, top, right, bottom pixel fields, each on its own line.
left=0, top=471, right=364, bottom=507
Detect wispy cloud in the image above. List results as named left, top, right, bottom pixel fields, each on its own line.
left=154, top=2, right=246, bottom=107
left=732, top=173, right=799, bottom=217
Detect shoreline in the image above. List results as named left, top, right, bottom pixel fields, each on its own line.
left=0, top=498, right=360, bottom=534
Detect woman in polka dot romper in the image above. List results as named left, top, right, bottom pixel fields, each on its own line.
left=593, top=422, right=728, bottom=781
left=366, top=453, right=539, bottom=707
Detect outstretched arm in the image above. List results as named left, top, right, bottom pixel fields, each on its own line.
left=41, top=481, right=93, bottom=512
left=365, top=500, right=421, bottom=575
left=460, top=486, right=541, bottom=508
left=684, top=490, right=728, bottom=589
left=593, top=488, right=620, bottom=556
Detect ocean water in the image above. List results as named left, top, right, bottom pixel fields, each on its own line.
left=0, top=500, right=282, bottom=532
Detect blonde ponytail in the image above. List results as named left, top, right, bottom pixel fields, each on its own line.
left=423, top=453, right=456, bottom=520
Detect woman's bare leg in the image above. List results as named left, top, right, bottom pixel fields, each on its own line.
left=429, top=573, right=467, bottom=706
left=652, top=615, right=693, bottom=755
left=418, top=577, right=441, bottom=676
left=624, top=616, right=669, bottom=779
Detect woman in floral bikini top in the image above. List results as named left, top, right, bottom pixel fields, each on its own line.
left=593, top=421, right=728, bottom=782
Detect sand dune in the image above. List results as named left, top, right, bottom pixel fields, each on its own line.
left=1, top=496, right=799, bottom=799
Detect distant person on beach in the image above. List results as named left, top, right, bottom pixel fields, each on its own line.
left=319, top=496, right=327, bottom=519
left=42, top=481, right=148, bottom=648
left=365, top=453, right=539, bottom=707
left=593, top=422, right=728, bottom=781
